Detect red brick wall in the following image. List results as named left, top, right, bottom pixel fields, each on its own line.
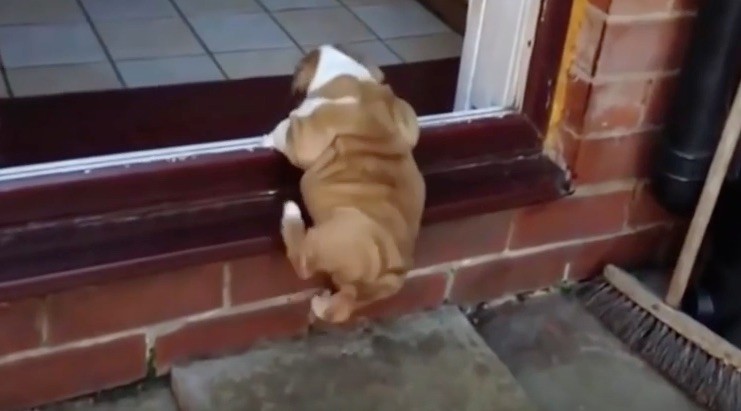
left=0, top=1, right=696, bottom=408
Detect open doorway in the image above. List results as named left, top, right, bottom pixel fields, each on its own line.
left=0, top=0, right=477, bottom=168
left=0, top=0, right=542, bottom=174
left=0, top=0, right=465, bottom=96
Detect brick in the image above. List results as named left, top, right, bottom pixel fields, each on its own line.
left=0, top=299, right=42, bottom=357
left=48, top=264, right=222, bottom=344
left=591, top=0, right=674, bottom=14
left=596, top=16, right=695, bottom=75
left=582, top=79, right=650, bottom=134
left=567, top=226, right=672, bottom=280
left=451, top=225, right=677, bottom=302
left=627, top=183, right=675, bottom=227
left=414, top=212, right=511, bottom=268
left=643, top=75, right=678, bottom=126
left=230, top=253, right=324, bottom=305
left=449, top=250, right=567, bottom=304
left=154, top=302, right=309, bottom=372
left=509, top=191, right=633, bottom=249
left=356, top=273, right=447, bottom=320
left=574, top=8, right=606, bottom=74
left=0, top=335, right=146, bottom=410
left=574, top=131, right=655, bottom=184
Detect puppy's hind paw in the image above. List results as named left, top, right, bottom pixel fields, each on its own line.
left=310, top=290, right=332, bottom=320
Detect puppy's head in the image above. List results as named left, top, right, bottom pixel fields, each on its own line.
left=292, top=44, right=385, bottom=96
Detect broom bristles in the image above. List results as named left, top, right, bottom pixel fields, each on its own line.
left=577, top=278, right=741, bottom=411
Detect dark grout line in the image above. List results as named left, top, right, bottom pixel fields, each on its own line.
left=165, top=0, right=230, bottom=80
left=263, top=3, right=346, bottom=13
left=336, top=0, right=406, bottom=63
left=0, top=54, right=14, bottom=98
left=114, top=52, right=214, bottom=63
left=255, top=0, right=309, bottom=56
left=74, top=0, right=128, bottom=87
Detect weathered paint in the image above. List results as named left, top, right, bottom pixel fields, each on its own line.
left=544, top=0, right=589, bottom=151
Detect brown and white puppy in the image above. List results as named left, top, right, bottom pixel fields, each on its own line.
left=262, top=45, right=425, bottom=323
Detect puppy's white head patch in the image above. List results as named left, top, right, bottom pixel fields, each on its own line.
left=307, top=45, right=375, bottom=93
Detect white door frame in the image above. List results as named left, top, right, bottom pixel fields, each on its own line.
left=454, top=0, right=542, bottom=112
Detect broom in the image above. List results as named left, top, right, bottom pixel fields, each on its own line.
left=577, top=77, right=741, bottom=411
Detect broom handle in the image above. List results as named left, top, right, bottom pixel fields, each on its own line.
left=665, top=80, right=741, bottom=308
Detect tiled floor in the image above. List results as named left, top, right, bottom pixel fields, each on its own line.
left=0, top=0, right=463, bottom=97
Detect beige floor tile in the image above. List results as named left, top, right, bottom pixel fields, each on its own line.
left=0, top=23, right=106, bottom=68
left=81, top=0, right=177, bottom=21
left=117, top=55, right=223, bottom=87
left=385, top=32, right=463, bottom=62
left=273, top=7, right=374, bottom=46
left=0, top=0, right=84, bottom=25
left=215, top=46, right=304, bottom=79
left=173, top=0, right=262, bottom=15
left=302, top=40, right=399, bottom=66
left=261, top=0, right=338, bottom=11
left=190, top=13, right=294, bottom=52
left=97, top=18, right=203, bottom=60
left=6, top=62, right=121, bottom=97
left=351, top=0, right=450, bottom=39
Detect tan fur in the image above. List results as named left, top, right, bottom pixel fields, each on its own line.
left=273, top=46, right=425, bottom=323
left=291, top=49, right=319, bottom=95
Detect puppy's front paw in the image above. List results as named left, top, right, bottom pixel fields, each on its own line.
left=282, top=200, right=302, bottom=221
left=265, top=118, right=290, bottom=153
left=280, top=199, right=305, bottom=242
left=261, top=134, right=275, bottom=148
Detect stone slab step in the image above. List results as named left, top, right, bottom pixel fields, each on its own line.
left=476, top=293, right=706, bottom=411
left=171, top=306, right=537, bottom=411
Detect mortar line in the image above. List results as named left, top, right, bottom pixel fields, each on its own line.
left=409, top=222, right=673, bottom=278
left=0, top=288, right=318, bottom=366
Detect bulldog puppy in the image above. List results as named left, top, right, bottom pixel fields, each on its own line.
left=262, top=45, right=425, bottom=323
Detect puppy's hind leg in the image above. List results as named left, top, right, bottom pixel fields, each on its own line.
left=281, top=201, right=311, bottom=279
left=311, top=285, right=359, bottom=324
left=356, top=273, right=405, bottom=310
left=311, top=275, right=405, bottom=324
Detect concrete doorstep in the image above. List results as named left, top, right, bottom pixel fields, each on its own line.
left=35, top=295, right=708, bottom=411
left=170, top=306, right=537, bottom=411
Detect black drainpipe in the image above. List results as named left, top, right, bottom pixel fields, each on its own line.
left=652, top=0, right=741, bottom=216
left=656, top=0, right=741, bottom=343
